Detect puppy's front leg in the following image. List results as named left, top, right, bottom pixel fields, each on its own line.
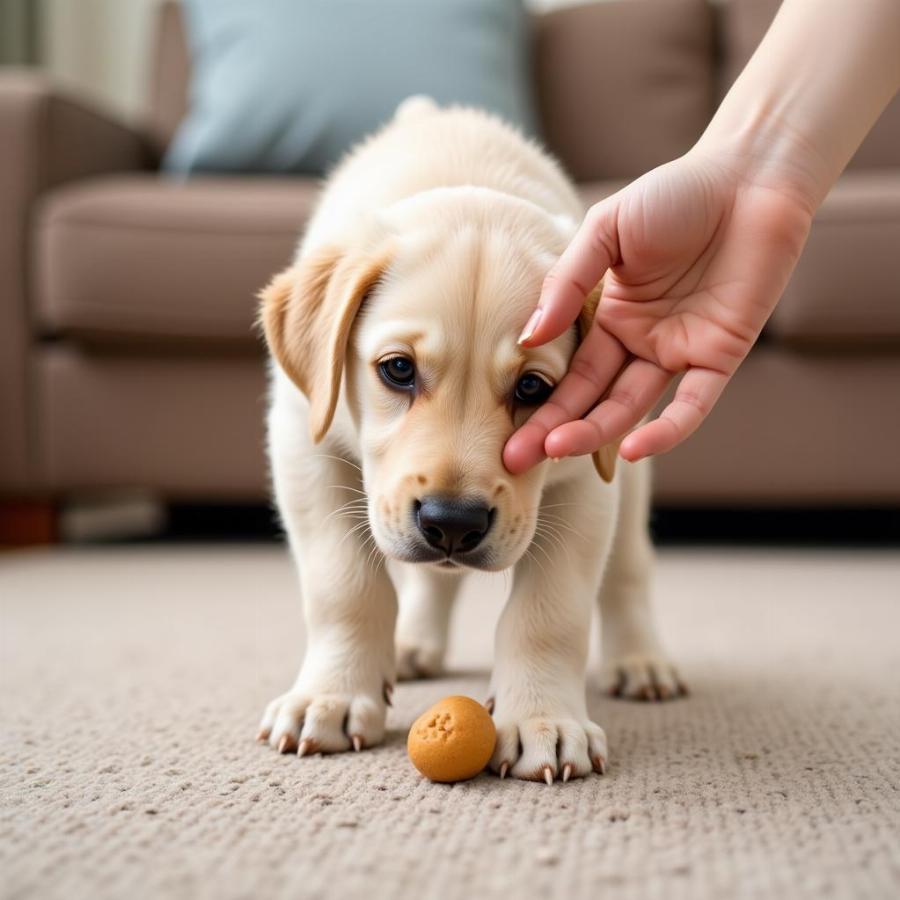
left=489, top=474, right=616, bottom=783
left=258, top=453, right=396, bottom=756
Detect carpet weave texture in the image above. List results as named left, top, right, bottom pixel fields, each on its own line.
left=1, top=546, right=899, bottom=900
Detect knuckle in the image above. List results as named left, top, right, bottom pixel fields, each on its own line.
left=659, top=414, right=687, bottom=439
left=606, top=388, right=639, bottom=414
left=569, top=356, right=605, bottom=388
left=675, top=391, right=707, bottom=415
left=541, top=269, right=560, bottom=291
left=522, top=413, right=558, bottom=437
left=585, top=207, right=615, bottom=254
left=544, top=271, right=591, bottom=300
left=534, top=398, right=570, bottom=427
left=585, top=417, right=610, bottom=445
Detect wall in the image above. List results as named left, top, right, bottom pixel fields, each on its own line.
left=39, top=0, right=161, bottom=123
left=0, top=0, right=37, bottom=63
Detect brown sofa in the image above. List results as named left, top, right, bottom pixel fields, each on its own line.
left=2, top=0, right=899, bottom=536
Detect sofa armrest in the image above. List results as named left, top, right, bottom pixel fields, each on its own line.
left=0, top=69, right=154, bottom=197
left=0, top=70, right=154, bottom=494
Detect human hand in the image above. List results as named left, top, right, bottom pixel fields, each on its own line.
left=503, top=144, right=815, bottom=474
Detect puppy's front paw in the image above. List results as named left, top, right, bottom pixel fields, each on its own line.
left=256, top=683, right=388, bottom=756
left=600, top=653, right=687, bottom=702
left=489, top=714, right=608, bottom=784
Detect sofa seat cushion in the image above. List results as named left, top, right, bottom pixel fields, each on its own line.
left=37, top=172, right=896, bottom=349
left=769, top=172, right=900, bottom=344
left=35, top=174, right=317, bottom=345
left=37, top=345, right=268, bottom=498
left=36, top=175, right=627, bottom=347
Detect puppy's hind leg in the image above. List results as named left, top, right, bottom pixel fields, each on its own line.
left=393, top=562, right=462, bottom=680
left=598, top=460, right=686, bottom=701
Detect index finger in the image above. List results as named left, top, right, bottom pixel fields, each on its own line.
left=519, top=200, right=621, bottom=348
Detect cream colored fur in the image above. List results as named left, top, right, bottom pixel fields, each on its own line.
left=257, top=99, right=683, bottom=783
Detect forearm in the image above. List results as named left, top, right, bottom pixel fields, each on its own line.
left=697, top=0, right=900, bottom=210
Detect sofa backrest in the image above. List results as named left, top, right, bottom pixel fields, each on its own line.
left=146, top=0, right=190, bottom=155
left=535, top=0, right=715, bottom=181
left=145, top=0, right=898, bottom=177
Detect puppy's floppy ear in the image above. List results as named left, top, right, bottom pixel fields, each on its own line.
left=575, top=282, right=602, bottom=345
left=259, top=240, right=393, bottom=442
left=576, top=283, right=619, bottom=484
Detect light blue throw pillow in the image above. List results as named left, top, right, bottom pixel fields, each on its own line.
left=164, top=0, right=538, bottom=175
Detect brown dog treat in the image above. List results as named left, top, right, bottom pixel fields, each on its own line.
left=407, top=695, right=496, bottom=783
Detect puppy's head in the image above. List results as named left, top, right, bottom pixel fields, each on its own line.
left=261, top=190, right=614, bottom=572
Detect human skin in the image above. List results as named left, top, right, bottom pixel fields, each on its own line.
left=503, top=0, right=900, bottom=473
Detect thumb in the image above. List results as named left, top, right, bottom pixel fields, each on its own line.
left=519, top=198, right=621, bottom=347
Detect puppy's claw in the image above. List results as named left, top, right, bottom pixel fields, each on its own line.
left=484, top=697, right=495, bottom=714
left=543, top=766, right=554, bottom=786
left=351, top=734, right=363, bottom=753
left=499, top=761, right=509, bottom=780
left=277, top=734, right=296, bottom=755
left=297, top=739, right=312, bottom=758
left=383, top=682, right=394, bottom=707
left=256, top=728, right=271, bottom=743
left=592, top=755, right=607, bottom=775
left=562, top=764, right=572, bottom=783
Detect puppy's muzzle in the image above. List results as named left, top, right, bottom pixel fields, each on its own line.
left=414, top=496, right=494, bottom=558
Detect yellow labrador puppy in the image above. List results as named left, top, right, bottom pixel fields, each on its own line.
left=257, top=99, right=683, bottom=783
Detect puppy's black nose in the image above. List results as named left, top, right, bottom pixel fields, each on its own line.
left=415, top=497, right=492, bottom=555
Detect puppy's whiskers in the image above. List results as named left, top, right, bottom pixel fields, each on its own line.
left=310, top=453, right=363, bottom=474
left=533, top=523, right=572, bottom=566
left=322, top=497, right=370, bottom=526
left=327, top=484, right=368, bottom=496
left=336, top=519, right=375, bottom=552
left=522, top=546, right=550, bottom=583
left=536, top=514, right=580, bottom=542
left=363, top=534, right=385, bottom=574
left=534, top=520, right=567, bottom=548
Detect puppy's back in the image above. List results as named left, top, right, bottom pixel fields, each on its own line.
left=303, top=101, right=582, bottom=253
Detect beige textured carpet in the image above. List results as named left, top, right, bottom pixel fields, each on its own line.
left=2, top=546, right=899, bottom=900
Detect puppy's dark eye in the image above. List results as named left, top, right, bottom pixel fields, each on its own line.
left=514, top=372, right=554, bottom=405
left=379, top=355, right=416, bottom=389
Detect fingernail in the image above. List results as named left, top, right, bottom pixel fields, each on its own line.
left=517, top=308, right=542, bottom=345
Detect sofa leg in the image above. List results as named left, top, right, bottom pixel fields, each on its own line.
left=0, top=500, right=59, bottom=546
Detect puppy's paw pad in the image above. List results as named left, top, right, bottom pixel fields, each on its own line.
left=257, top=689, right=385, bottom=755
left=489, top=715, right=607, bottom=783
left=601, top=654, right=687, bottom=702
left=395, top=642, right=445, bottom=681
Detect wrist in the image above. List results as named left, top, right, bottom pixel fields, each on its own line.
left=694, top=0, right=900, bottom=216
left=692, top=106, right=828, bottom=217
